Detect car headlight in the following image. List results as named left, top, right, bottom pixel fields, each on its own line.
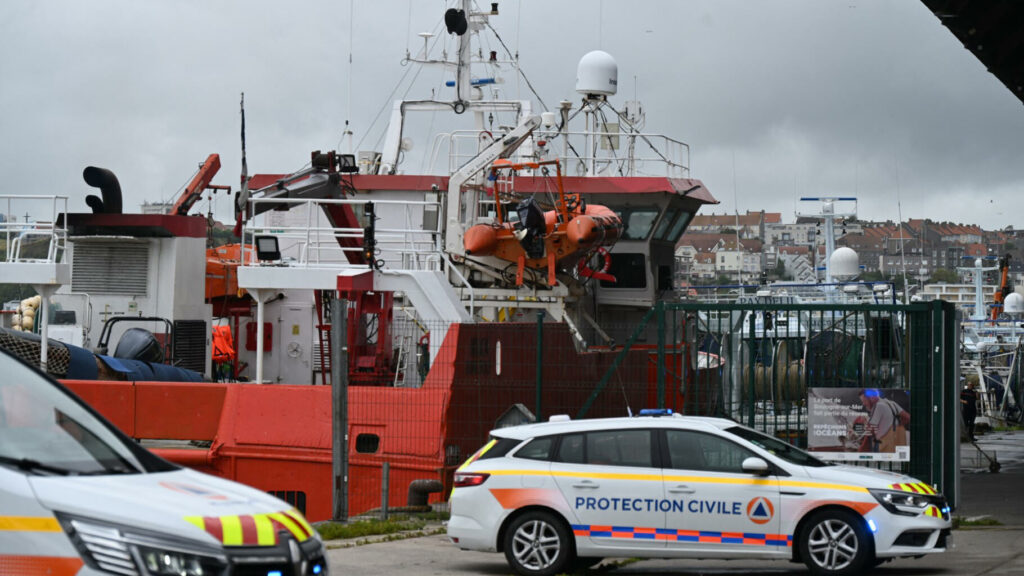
left=869, top=489, right=932, bottom=517
left=59, top=515, right=227, bottom=576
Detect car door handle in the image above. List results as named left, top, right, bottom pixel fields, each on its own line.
left=668, top=484, right=696, bottom=494
left=572, top=480, right=599, bottom=489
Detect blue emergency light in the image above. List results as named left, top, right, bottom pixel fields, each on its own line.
left=638, top=408, right=673, bottom=417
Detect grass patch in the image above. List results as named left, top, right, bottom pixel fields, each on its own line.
left=316, top=516, right=431, bottom=541
left=952, top=516, right=1003, bottom=528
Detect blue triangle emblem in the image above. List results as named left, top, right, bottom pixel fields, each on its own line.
left=753, top=502, right=769, bottom=518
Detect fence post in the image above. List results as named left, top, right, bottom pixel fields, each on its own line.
left=657, top=300, right=666, bottom=409
left=381, top=462, right=390, bottom=521
left=331, top=300, right=349, bottom=522
left=536, top=309, right=544, bottom=422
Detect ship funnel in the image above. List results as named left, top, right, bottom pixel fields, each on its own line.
left=83, top=166, right=124, bottom=214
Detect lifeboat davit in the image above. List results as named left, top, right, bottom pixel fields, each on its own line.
left=462, top=159, right=622, bottom=286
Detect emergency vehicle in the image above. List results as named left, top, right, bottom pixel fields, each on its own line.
left=0, top=348, right=328, bottom=576
left=448, top=411, right=951, bottom=576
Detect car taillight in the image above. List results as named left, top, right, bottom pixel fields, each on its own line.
left=453, top=472, right=490, bottom=487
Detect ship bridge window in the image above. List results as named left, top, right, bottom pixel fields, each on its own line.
left=653, top=208, right=678, bottom=240
left=600, top=253, right=647, bottom=289
left=610, top=206, right=660, bottom=240
left=666, top=212, right=692, bottom=242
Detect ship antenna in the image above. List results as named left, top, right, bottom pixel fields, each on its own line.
left=233, top=92, right=249, bottom=238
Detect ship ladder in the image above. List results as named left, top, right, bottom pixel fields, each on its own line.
left=314, top=290, right=333, bottom=385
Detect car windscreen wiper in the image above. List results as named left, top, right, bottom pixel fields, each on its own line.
left=0, top=455, right=75, bottom=476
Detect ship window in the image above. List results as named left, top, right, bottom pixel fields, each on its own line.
left=600, top=253, right=647, bottom=288
left=610, top=206, right=659, bottom=240
left=653, top=209, right=678, bottom=240
left=623, top=209, right=659, bottom=240
left=667, top=212, right=692, bottom=242
left=355, top=433, right=380, bottom=453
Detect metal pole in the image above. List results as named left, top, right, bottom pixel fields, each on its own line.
left=331, top=300, right=349, bottom=522
left=381, top=462, right=390, bottom=521
left=254, top=289, right=265, bottom=384
left=657, top=301, right=666, bottom=409
left=535, top=309, right=544, bottom=422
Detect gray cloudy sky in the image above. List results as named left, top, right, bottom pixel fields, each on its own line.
left=2, top=1, right=1022, bottom=230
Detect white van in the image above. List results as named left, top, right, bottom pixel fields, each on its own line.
left=0, top=348, right=328, bottom=576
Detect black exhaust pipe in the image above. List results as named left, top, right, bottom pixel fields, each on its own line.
left=83, top=166, right=123, bottom=214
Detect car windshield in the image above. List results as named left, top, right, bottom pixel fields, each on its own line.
left=724, top=425, right=827, bottom=467
left=0, top=351, right=144, bottom=476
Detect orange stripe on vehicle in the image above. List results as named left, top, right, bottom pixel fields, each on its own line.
left=810, top=500, right=879, bottom=516
left=0, top=555, right=83, bottom=576
left=489, top=488, right=560, bottom=510
left=0, top=517, right=61, bottom=532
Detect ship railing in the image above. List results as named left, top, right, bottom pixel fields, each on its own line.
left=0, top=195, right=68, bottom=264
left=430, top=130, right=690, bottom=179
left=242, top=197, right=444, bottom=271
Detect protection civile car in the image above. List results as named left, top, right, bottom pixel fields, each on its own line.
left=447, top=411, right=950, bottom=576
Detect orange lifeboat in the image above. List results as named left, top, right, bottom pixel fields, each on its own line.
left=205, top=243, right=254, bottom=300
left=463, top=159, right=622, bottom=286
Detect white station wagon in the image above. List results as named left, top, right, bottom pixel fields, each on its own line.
left=448, top=411, right=950, bottom=576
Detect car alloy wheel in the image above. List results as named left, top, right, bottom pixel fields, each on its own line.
left=503, top=511, right=571, bottom=576
left=800, top=509, right=871, bottom=576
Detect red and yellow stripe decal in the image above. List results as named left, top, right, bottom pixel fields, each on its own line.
left=184, top=509, right=314, bottom=546
left=457, top=439, right=497, bottom=472
left=890, top=482, right=937, bottom=495
left=923, top=505, right=942, bottom=518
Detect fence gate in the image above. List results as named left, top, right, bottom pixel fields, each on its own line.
left=617, top=299, right=960, bottom=506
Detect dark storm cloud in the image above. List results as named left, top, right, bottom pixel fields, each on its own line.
left=1, top=0, right=1021, bottom=228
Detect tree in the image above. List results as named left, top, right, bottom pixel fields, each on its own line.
left=928, top=268, right=959, bottom=284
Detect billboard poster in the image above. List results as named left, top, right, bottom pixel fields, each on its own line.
left=807, top=388, right=911, bottom=462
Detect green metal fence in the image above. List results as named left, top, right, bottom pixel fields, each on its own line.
left=573, top=299, right=960, bottom=506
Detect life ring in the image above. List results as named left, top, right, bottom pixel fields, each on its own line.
left=579, top=247, right=614, bottom=281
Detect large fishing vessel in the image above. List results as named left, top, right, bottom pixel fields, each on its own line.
left=0, top=1, right=717, bottom=521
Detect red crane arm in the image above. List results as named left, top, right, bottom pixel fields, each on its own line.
left=173, top=154, right=228, bottom=216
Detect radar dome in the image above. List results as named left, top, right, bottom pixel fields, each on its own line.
left=830, top=247, right=859, bottom=278
left=576, top=50, right=618, bottom=97
left=1004, top=292, right=1024, bottom=314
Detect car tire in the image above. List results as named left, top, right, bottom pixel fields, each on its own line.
left=798, top=509, right=873, bottom=576
left=503, top=510, right=573, bottom=576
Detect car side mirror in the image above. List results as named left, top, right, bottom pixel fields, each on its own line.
left=741, top=457, right=770, bottom=476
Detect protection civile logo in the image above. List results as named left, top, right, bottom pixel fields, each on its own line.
left=746, top=496, right=774, bottom=525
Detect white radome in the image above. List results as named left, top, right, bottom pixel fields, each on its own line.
left=1004, top=292, right=1024, bottom=314
left=830, top=246, right=859, bottom=278
left=576, top=50, right=618, bottom=97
